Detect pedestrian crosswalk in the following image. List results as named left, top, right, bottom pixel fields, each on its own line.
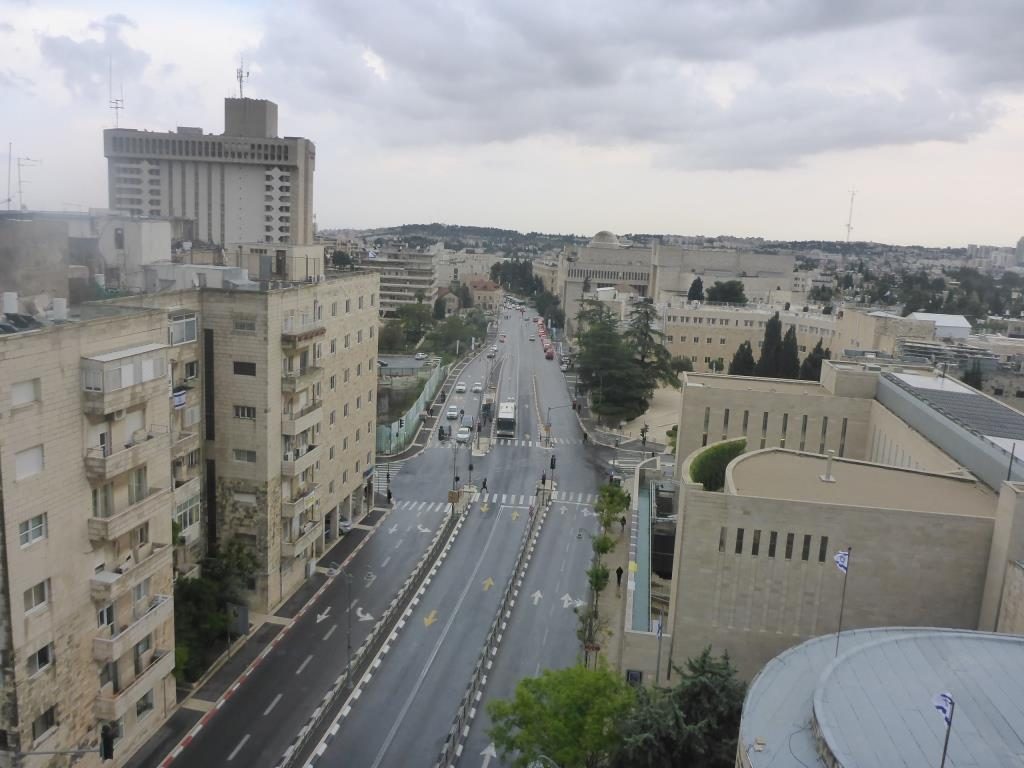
left=492, top=437, right=587, bottom=448
left=391, top=499, right=450, bottom=514
left=373, top=459, right=408, bottom=494
left=389, top=490, right=602, bottom=510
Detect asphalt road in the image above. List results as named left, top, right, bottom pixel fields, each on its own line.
left=307, top=311, right=612, bottom=767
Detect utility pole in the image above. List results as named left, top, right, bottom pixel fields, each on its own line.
left=845, top=190, right=856, bottom=243
left=16, top=157, right=40, bottom=211
left=5, top=142, right=11, bottom=210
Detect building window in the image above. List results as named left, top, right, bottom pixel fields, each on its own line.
left=785, top=533, right=794, bottom=560
left=24, top=579, right=50, bottom=613
left=233, top=449, right=257, bottom=463
left=329, top=446, right=335, bottom=460
left=357, top=363, right=362, bottom=376
left=97, top=604, right=113, bottom=628
left=184, top=360, right=199, bottom=381
left=742, top=410, right=749, bottom=434
left=169, top=313, right=197, bottom=345
left=136, top=690, right=154, bottom=719
left=330, top=410, right=336, bottom=426
left=993, top=387, right=1004, bottom=396
left=343, top=436, right=348, bottom=449
left=184, top=404, right=201, bottom=427
left=19, top=513, right=47, bottom=547
left=800, top=415, right=808, bottom=452
left=174, top=494, right=200, bottom=531
left=760, top=412, right=768, bottom=450
left=344, top=404, right=350, bottom=417
left=768, top=531, right=777, bottom=558
left=14, top=445, right=44, bottom=480
left=31, top=706, right=57, bottom=742
left=819, top=416, right=829, bottom=453
left=734, top=528, right=744, bottom=555
left=357, top=330, right=363, bottom=344
left=751, top=529, right=761, bottom=557
left=344, top=369, right=350, bottom=383
left=718, top=527, right=727, bottom=552
left=332, top=301, right=338, bottom=317
left=11, top=378, right=41, bottom=407
left=345, top=299, right=351, bottom=313
left=801, top=534, right=812, bottom=561
left=839, top=418, right=848, bottom=457
left=780, top=413, right=788, bottom=448
left=234, top=405, right=257, bottom=420
left=232, top=317, right=257, bottom=333
left=330, top=375, right=337, bottom=390
left=28, top=643, right=53, bottom=676
left=330, top=339, right=337, bottom=354
left=356, top=396, right=361, bottom=409
left=233, top=361, right=257, bottom=376
left=345, top=334, right=351, bottom=349
left=818, top=536, right=829, bottom=563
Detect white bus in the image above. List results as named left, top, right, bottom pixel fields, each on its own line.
left=496, top=402, right=516, bottom=437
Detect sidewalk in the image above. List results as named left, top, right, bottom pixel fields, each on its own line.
left=122, top=503, right=387, bottom=768
left=594, top=522, right=631, bottom=671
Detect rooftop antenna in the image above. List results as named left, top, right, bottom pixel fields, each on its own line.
left=236, top=57, right=250, bottom=98
left=16, top=156, right=40, bottom=211
left=108, top=57, right=124, bottom=128
left=845, top=189, right=856, bottom=243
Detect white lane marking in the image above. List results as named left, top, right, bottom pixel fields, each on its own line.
left=263, top=693, right=283, bottom=716
left=227, top=734, right=250, bottom=761
left=323, top=624, right=337, bottom=642
left=381, top=556, right=392, bottom=568
left=296, top=654, right=314, bottom=675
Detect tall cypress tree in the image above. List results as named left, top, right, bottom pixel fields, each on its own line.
left=728, top=341, right=756, bottom=376
left=687, top=277, right=704, bottom=302
left=779, top=326, right=801, bottom=379
left=754, top=313, right=782, bottom=377
left=799, top=339, right=832, bottom=381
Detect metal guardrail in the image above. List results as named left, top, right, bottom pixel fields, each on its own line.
left=275, top=494, right=471, bottom=768
left=433, top=490, right=551, bottom=768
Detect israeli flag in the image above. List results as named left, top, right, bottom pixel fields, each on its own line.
left=933, top=692, right=954, bottom=725
left=367, top=249, right=378, bottom=260
left=833, top=549, right=849, bottom=574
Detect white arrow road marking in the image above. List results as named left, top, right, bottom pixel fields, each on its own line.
left=364, top=571, right=377, bottom=589
left=531, top=590, right=543, bottom=605
left=481, top=743, right=497, bottom=768
left=417, top=524, right=432, bottom=534
left=316, top=606, right=331, bottom=624
left=388, top=524, right=399, bottom=534
left=561, top=593, right=576, bottom=609
left=356, top=606, right=375, bottom=622
left=559, top=506, right=567, bottom=515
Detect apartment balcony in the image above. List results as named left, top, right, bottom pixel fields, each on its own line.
left=94, top=648, right=174, bottom=721
left=170, top=429, right=200, bottom=460
left=282, top=400, right=323, bottom=436
left=90, top=543, right=172, bottom=603
left=88, top=487, right=170, bottom=542
left=93, top=594, right=173, bottom=663
left=281, top=318, right=325, bottom=350
left=282, top=482, right=320, bottom=520
left=84, top=428, right=169, bottom=482
left=281, top=444, right=320, bottom=477
left=82, top=377, right=168, bottom=417
left=281, top=520, right=322, bottom=558
left=173, top=476, right=201, bottom=505
left=281, top=365, right=323, bottom=393
left=81, top=344, right=169, bottom=416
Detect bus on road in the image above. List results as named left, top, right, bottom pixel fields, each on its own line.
left=496, top=402, right=516, bottom=437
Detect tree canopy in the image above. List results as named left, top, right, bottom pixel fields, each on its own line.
left=779, top=326, right=801, bottom=379
left=799, top=339, right=832, bottom=381
left=754, top=312, right=783, bottom=377
left=728, top=341, right=756, bottom=376
left=687, top=277, right=704, bottom=302
left=705, top=280, right=747, bottom=305
left=961, top=359, right=984, bottom=389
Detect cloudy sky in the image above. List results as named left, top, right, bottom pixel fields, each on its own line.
left=1, top=0, right=1022, bottom=246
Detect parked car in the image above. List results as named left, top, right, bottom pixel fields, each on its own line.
left=528, top=336, right=535, bottom=341
left=455, top=382, right=467, bottom=393
left=446, top=405, right=459, bottom=420
left=472, top=382, right=483, bottom=393
left=455, top=426, right=472, bottom=443
left=377, top=359, right=389, bottom=367
left=486, top=350, right=496, bottom=358
left=491, top=345, right=498, bottom=352
left=560, top=363, right=569, bottom=372
left=414, top=352, right=428, bottom=360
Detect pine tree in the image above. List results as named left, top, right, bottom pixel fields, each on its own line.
left=728, top=341, right=756, bottom=376
left=779, top=326, right=801, bottom=379
left=754, top=313, right=782, bottom=377
left=799, top=339, right=832, bottom=381
left=961, top=359, right=984, bottom=389
left=687, top=277, right=704, bottom=302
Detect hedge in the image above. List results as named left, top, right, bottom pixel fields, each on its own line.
left=690, top=438, right=747, bottom=492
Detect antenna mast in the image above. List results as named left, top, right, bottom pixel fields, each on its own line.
left=16, top=157, right=40, bottom=211
left=236, top=57, right=250, bottom=98
left=845, top=189, right=856, bottom=243
left=108, top=57, right=124, bottom=127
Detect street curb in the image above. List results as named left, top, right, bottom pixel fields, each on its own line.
left=151, top=508, right=394, bottom=768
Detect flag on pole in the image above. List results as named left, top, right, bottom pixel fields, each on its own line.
left=933, top=692, right=954, bottom=725
left=833, top=549, right=850, bottom=574
left=367, top=249, right=378, bottom=260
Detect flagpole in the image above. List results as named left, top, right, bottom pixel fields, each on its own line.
left=835, top=546, right=851, bottom=657
left=939, top=698, right=954, bottom=768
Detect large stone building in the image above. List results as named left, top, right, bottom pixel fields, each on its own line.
left=103, top=98, right=315, bottom=246
left=432, top=250, right=502, bottom=292
left=0, top=301, right=180, bottom=766
left=618, top=362, right=1024, bottom=683
left=557, top=232, right=651, bottom=333
left=649, top=243, right=795, bottom=306
left=359, top=247, right=437, bottom=316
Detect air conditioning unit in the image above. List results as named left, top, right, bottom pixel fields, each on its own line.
left=113, top=409, right=126, bottom=421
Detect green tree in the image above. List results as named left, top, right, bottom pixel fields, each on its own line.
left=754, top=312, right=782, bottom=377
left=687, top=277, right=704, bottom=302
left=378, top=319, right=405, bottom=352
left=728, top=341, right=756, bottom=376
left=396, top=303, right=433, bottom=342
left=690, top=439, right=746, bottom=491
left=625, top=301, right=682, bottom=390
left=799, top=339, right=832, bottom=381
left=595, top=483, right=630, bottom=533
left=961, top=359, right=984, bottom=389
left=488, top=665, right=635, bottom=768
left=705, top=280, right=747, bottom=304
left=458, top=283, right=473, bottom=308
left=613, top=648, right=745, bottom=768
left=432, top=297, right=447, bottom=320
left=576, top=301, right=646, bottom=422
left=779, top=325, right=801, bottom=379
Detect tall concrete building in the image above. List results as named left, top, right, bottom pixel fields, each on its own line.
left=0, top=300, right=180, bottom=766
left=359, top=248, right=437, bottom=316
left=103, top=98, right=315, bottom=247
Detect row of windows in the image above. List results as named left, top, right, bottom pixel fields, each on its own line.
left=667, top=314, right=836, bottom=337
left=720, top=526, right=832, bottom=563
left=700, top=407, right=848, bottom=454
left=111, top=134, right=292, bottom=163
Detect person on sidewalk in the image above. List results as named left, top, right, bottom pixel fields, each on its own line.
left=481, top=477, right=488, bottom=491
left=616, top=565, right=624, bottom=591
left=582, top=432, right=588, bottom=444
left=620, top=515, right=627, bottom=533
left=386, top=488, right=393, bottom=504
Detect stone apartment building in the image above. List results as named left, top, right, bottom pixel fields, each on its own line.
left=659, top=302, right=837, bottom=372
left=359, top=248, right=436, bottom=316
left=467, top=278, right=503, bottom=313
left=0, top=300, right=180, bottom=766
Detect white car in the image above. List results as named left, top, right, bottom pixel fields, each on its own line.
left=490, top=345, right=498, bottom=352
left=472, top=382, right=483, bottom=393
left=455, top=382, right=467, bottom=393
left=528, top=336, right=535, bottom=341
left=446, top=405, right=459, bottom=420
left=414, top=352, right=427, bottom=360
left=455, top=426, right=472, bottom=443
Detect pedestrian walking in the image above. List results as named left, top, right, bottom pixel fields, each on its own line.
left=582, top=432, right=588, bottom=444
left=541, top=471, right=547, bottom=487
left=481, top=477, right=488, bottom=491
left=616, top=565, right=624, bottom=589
left=386, top=488, right=393, bottom=504
left=620, top=515, right=627, bottom=533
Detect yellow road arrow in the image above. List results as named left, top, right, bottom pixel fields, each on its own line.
left=482, top=577, right=495, bottom=591
left=510, top=510, right=520, bottom=521
left=424, top=610, right=439, bottom=627
left=480, top=503, right=490, bottom=514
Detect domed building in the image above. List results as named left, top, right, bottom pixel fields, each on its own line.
left=588, top=230, right=623, bottom=248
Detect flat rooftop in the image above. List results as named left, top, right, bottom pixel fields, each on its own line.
left=728, top=450, right=993, bottom=516
left=740, top=628, right=1024, bottom=768
left=684, top=372, right=824, bottom=394
left=887, top=371, right=1024, bottom=441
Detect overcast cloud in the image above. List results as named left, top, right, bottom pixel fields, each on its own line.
left=1, top=0, right=1022, bottom=245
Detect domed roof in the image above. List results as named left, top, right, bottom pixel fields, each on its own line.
left=589, top=230, right=620, bottom=247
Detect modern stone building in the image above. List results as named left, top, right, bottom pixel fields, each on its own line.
left=557, top=232, right=651, bottom=334
left=103, top=97, right=315, bottom=246
left=359, top=247, right=437, bottom=316
left=468, top=278, right=503, bottom=314
left=618, top=362, right=1024, bottom=683
left=0, top=301, right=180, bottom=766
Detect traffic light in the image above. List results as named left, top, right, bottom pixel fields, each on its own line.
left=399, top=417, right=405, bottom=429
left=550, top=455, right=556, bottom=470
left=100, top=725, right=115, bottom=761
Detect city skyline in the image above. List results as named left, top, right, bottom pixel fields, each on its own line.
left=1, top=1, right=1023, bottom=247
